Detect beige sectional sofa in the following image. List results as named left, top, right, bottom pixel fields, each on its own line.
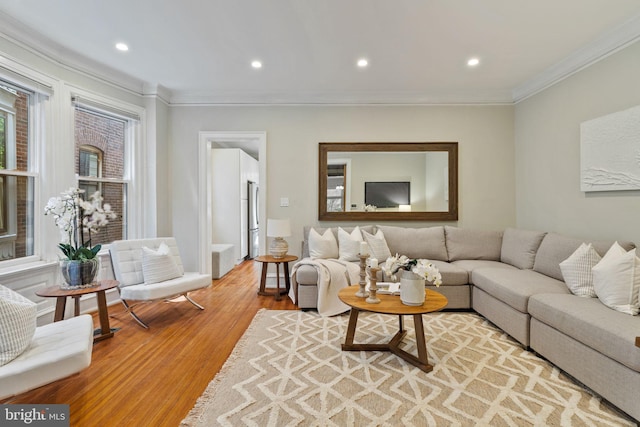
left=292, top=225, right=640, bottom=422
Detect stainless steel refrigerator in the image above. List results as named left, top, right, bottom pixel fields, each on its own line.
left=248, top=181, right=259, bottom=259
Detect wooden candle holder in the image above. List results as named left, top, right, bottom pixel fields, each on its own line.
left=356, top=254, right=369, bottom=297
left=366, top=267, right=381, bottom=304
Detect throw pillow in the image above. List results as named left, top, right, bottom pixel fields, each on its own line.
left=0, top=284, right=37, bottom=366
left=308, top=228, right=339, bottom=259
left=559, top=242, right=601, bottom=297
left=142, top=241, right=182, bottom=285
left=592, top=242, right=640, bottom=315
left=500, top=228, right=547, bottom=269
left=338, top=226, right=363, bottom=262
left=362, top=229, right=392, bottom=261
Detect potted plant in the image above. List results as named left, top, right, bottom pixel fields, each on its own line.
left=45, top=187, right=117, bottom=288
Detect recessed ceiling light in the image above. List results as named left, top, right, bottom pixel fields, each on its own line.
left=251, top=60, right=263, bottom=69
left=357, top=58, right=369, bottom=68
left=467, top=57, right=480, bottom=67
left=115, top=42, right=129, bottom=52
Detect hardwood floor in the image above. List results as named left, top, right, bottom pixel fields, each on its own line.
left=3, top=260, right=298, bottom=427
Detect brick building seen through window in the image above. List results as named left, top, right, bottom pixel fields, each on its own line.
left=0, top=85, right=33, bottom=261
left=74, top=106, right=125, bottom=246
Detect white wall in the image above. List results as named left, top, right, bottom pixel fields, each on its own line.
left=169, top=105, right=515, bottom=269
left=515, top=41, right=640, bottom=244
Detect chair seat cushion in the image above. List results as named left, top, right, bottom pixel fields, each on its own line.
left=119, top=272, right=211, bottom=301
left=0, top=314, right=93, bottom=399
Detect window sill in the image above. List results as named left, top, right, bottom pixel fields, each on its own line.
left=0, top=259, right=58, bottom=279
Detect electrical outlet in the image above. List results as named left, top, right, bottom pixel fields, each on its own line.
left=280, top=197, right=289, bottom=207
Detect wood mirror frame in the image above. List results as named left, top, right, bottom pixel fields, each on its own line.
left=319, top=142, right=458, bottom=221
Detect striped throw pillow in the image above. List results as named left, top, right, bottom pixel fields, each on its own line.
left=141, top=242, right=182, bottom=285
left=0, top=284, right=37, bottom=366
left=559, top=242, right=601, bottom=297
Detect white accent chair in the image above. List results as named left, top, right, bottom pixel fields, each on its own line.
left=0, top=314, right=93, bottom=399
left=109, top=237, right=211, bottom=328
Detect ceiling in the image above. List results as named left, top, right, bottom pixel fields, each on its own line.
left=1, top=1, right=640, bottom=104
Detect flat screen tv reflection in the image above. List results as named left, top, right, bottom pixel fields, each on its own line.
left=364, top=182, right=410, bottom=208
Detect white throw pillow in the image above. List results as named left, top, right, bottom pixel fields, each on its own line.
left=308, top=228, right=339, bottom=259
left=559, top=242, right=601, bottom=297
left=142, top=242, right=182, bottom=285
left=0, top=284, right=37, bottom=366
left=362, top=229, right=392, bottom=261
left=592, top=242, right=640, bottom=315
left=338, top=227, right=364, bottom=262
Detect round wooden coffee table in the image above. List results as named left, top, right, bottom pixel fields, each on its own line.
left=338, top=286, right=448, bottom=373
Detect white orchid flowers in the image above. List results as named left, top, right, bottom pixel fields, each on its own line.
left=44, top=187, right=117, bottom=260
left=382, top=253, right=442, bottom=286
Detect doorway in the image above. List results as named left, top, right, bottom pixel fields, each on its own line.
left=197, top=131, right=267, bottom=274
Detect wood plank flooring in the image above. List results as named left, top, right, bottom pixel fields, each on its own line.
left=2, top=260, right=298, bottom=427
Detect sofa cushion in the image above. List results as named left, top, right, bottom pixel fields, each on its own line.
left=362, top=229, right=392, bottom=261
left=444, top=226, right=502, bottom=261
left=592, top=243, right=640, bottom=315
left=0, top=285, right=37, bottom=366
left=308, top=228, right=339, bottom=259
left=559, top=243, right=601, bottom=297
left=529, top=293, right=640, bottom=372
left=451, top=260, right=518, bottom=284
left=376, top=225, right=448, bottom=261
left=429, top=261, right=469, bottom=286
left=500, top=228, right=546, bottom=269
left=472, top=268, right=570, bottom=313
left=533, top=233, right=635, bottom=282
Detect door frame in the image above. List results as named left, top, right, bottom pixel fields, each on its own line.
left=198, top=131, right=267, bottom=274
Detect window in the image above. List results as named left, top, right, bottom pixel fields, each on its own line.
left=74, top=102, right=130, bottom=246
left=0, top=82, right=36, bottom=261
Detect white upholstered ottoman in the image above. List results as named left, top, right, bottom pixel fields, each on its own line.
left=211, top=244, right=235, bottom=279
left=0, top=314, right=94, bottom=399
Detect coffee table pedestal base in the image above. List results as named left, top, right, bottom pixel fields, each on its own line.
left=341, top=308, right=433, bottom=373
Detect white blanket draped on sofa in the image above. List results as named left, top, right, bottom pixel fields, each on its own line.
left=289, top=259, right=360, bottom=316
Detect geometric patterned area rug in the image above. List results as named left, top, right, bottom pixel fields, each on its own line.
left=181, top=310, right=634, bottom=427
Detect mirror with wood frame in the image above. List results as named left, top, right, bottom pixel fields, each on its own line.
left=319, top=142, right=458, bottom=221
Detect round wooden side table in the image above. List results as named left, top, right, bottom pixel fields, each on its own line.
left=254, top=255, right=298, bottom=301
left=35, top=280, right=119, bottom=343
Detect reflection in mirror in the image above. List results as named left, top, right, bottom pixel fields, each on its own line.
left=327, top=164, right=345, bottom=212
left=319, top=142, right=458, bottom=221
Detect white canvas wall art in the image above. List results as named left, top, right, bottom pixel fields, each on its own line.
left=580, top=104, right=640, bottom=192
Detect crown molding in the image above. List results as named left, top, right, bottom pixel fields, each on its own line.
left=512, top=13, right=640, bottom=103
left=0, top=11, right=145, bottom=96
left=142, top=83, right=171, bottom=105
left=168, top=89, right=513, bottom=106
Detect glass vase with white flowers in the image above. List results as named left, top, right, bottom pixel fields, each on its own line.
left=45, top=187, right=117, bottom=288
left=383, top=254, right=442, bottom=306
